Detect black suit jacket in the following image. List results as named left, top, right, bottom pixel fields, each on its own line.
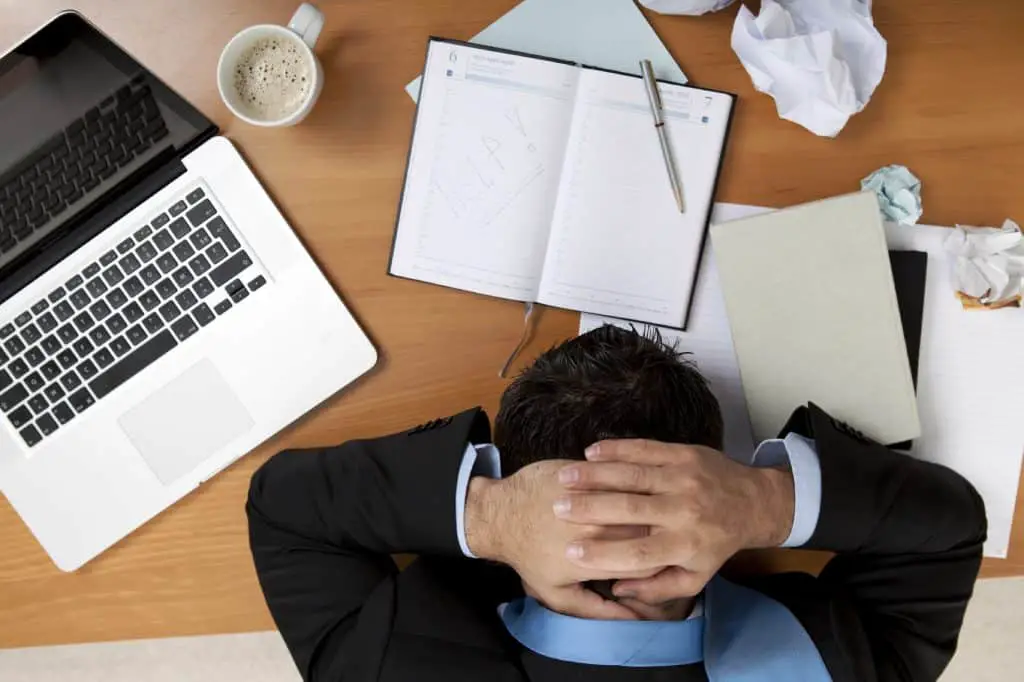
left=246, top=404, right=986, bottom=682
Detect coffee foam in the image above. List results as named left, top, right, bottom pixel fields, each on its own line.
left=233, top=37, right=312, bottom=121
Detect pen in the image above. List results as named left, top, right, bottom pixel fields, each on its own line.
left=640, top=59, right=685, bottom=213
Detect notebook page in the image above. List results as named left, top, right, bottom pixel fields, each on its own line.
left=391, top=41, right=579, bottom=302
left=536, top=68, right=733, bottom=327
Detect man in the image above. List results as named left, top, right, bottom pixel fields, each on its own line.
left=247, top=326, right=986, bottom=682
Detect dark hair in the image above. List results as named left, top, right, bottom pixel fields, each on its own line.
left=494, top=325, right=724, bottom=474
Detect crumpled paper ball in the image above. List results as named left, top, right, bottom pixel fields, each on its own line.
left=861, top=164, right=923, bottom=225
left=731, top=0, right=887, bottom=137
left=945, top=220, right=1024, bottom=309
left=637, top=0, right=738, bottom=16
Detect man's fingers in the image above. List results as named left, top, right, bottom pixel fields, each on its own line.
left=577, top=524, right=650, bottom=541
left=558, top=461, right=668, bottom=493
left=555, top=492, right=666, bottom=525
left=539, top=584, right=638, bottom=620
left=565, top=536, right=673, bottom=573
left=611, top=566, right=709, bottom=602
left=585, top=439, right=698, bottom=466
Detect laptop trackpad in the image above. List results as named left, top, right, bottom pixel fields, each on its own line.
left=118, top=360, right=255, bottom=485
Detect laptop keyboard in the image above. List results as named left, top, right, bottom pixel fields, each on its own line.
left=0, top=75, right=169, bottom=252
left=0, top=186, right=266, bottom=448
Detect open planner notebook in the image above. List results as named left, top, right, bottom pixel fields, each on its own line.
left=391, top=38, right=735, bottom=328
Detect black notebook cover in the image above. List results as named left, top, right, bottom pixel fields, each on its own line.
left=888, top=250, right=928, bottom=449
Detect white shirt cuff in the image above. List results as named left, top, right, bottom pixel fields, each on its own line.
left=750, top=433, right=822, bottom=548
left=455, top=443, right=502, bottom=557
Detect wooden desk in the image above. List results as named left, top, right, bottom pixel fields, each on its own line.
left=0, top=0, right=1021, bottom=648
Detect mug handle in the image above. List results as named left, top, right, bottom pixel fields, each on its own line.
left=288, top=3, right=324, bottom=50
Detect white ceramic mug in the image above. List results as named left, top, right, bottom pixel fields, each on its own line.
left=217, top=4, right=325, bottom=126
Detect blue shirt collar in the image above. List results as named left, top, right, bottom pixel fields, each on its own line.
left=498, top=596, right=704, bottom=668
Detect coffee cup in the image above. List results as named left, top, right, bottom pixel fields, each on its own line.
left=217, top=4, right=325, bottom=126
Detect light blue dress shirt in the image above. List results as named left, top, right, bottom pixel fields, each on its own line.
left=452, top=435, right=826, bottom=672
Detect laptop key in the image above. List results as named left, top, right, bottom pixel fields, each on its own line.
left=28, top=394, right=48, bottom=415
left=189, top=227, right=211, bottom=250
left=65, top=274, right=83, bottom=291
left=94, top=347, right=114, bottom=369
left=186, top=199, right=216, bottom=227
left=171, top=315, right=198, bottom=342
left=207, top=242, right=227, bottom=264
left=193, top=277, right=214, bottom=299
left=175, top=289, right=198, bottom=311
left=154, top=281, right=176, bottom=302
left=89, top=326, right=111, bottom=346
left=70, top=289, right=91, bottom=309
left=89, top=300, right=112, bottom=321
left=172, top=267, right=194, bottom=288
left=19, top=424, right=42, bottom=447
left=52, top=401, right=75, bottom=425
left=110, top=336, right=132, bottom=357
left=123, top=302, right=144, bottom=322
left=159, top=301, right=181, bottom=323
left=107, top=313, right=127, bottom=335
left=56, top=349, right=77, bottom=370
left=89, top=329, right=176, bottom=400
left=99, top=250, right=117, bottom=266
left=56, top=323, right=77, bottom=344
left=189, top=254, right=211, bottom=276
left=40, top=361, right=60, bottom=381
left=41, top=335, right=62, bottom=356
left=37, top=312, right=57, bottom=333
left=24, top=347, right=45, bottom=367
left=86, top=278, right=107, bottom=298
left=172, top=241, right=195, bottom=261
left=134, top=225, right=153, bottom=242
left=83, top=263, right=101, bottom=278
left=151, top=213, right=170, bottom=229
left=47, top=287, right=66, bottom=303
left=24, top=371, right=44, bottom=392
left=68, top=388, right=94, bottom=413
left=72, top=338, right=94, bottom=357
left=169, top=217, right=190, bottom=239
left=119, top=253, right=141, bottom=274
left=44, top=382, right=65, bottom=402
left=73, top=312, right=95, bottom=333
left=14, top=311, right=31, bottom=327
left=102, top=265, right=124, bottom=286
left=77, top=359, right=98, bottom=380
left=169, top=200, right=188, bottom=217
left=210, top=251, right=252, bottom=287
left=9, top=358, right=27, bottom=378
left=192, top=303, right=215, bottom=327
left=142, top=313, right=163, bottom=334
left=137, top=241, right=157, bottom=262
left=0, top=383, right=28, bottom=411
left=0, top=323, right=14, bottom=338
left=140, top=265, right=160, bottom=286
left=156, top=253, right=177, bottom=274
left=122, top=276, right=144, bottom=298
left=117, top=237, right=134, bottom=254
left=152, top=229, right=174, bottom=251
left=22, top=324, right=41, bottom=344
left=3, top=337, right=25, bottom=355
left=186, top=187, right=205, bottom=204
left=60, top=370, right=81, bottom=391
left=9, top=404, right=32, bottom=428
left=30, top=300, right=48, bottom=315
left=126, top=324, right=147, bottom=346
left=248, top=275, right=266, bottom=291
left=214, top=299, right=232, bottom=315
left=53, top=301, right=74, bottom=321
left=36, top=413, right=58, bottom=436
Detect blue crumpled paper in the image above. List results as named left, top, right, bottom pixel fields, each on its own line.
left=860, top=164, right=922, bottom=225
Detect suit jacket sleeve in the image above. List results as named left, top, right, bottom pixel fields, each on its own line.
left=245, top=408, right=491, bottom=682
left=765, top=403, right=987, bottom=682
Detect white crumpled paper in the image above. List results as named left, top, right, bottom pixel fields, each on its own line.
left=944, top=220, right=1024, bottom=308
left=731, top=0, right=887, bottom=137
left=861, top=164, right=922, bottom=225
left=638, top=0, right=737, bottom=15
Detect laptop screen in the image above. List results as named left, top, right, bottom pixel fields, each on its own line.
left=0, top=12, right=214, bottom=303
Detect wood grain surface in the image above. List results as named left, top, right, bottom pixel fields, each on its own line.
left=0, top=0, right=1021, bottom=648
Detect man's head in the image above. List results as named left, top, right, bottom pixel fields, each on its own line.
left=495, top=325, right=724, bottom=473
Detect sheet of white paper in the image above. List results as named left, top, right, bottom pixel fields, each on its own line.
left=406, top=0, right=687, bottom=102
left=584, top=203, right=1023, bottom=558
left=731, top=0, right=887, bottom=137
left=887, top=222, right=1024, bottom=558
left=579, top=203, right=767, bottom=463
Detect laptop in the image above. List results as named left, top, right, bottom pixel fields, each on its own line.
left=0, top=12, right=377, bottom=570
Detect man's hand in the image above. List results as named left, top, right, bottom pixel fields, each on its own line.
left=465, top=461, right=653, bottom=620
left=554, top=440, right=795, bottom=603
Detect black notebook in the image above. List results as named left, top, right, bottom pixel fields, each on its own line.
left=390, top=38, right=736, bottom=329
